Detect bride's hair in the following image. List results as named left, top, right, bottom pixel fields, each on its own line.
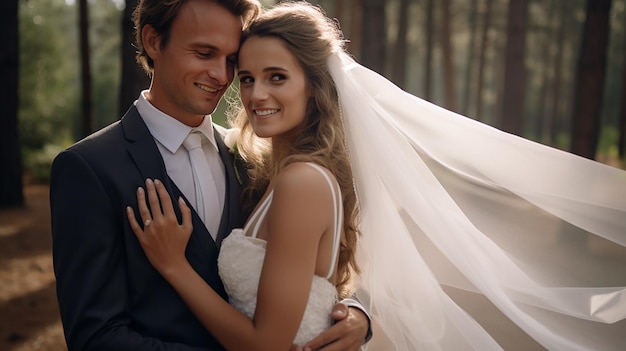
left=228, top=1, right=359, bottom=297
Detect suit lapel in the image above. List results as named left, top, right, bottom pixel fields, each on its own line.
left=121, top=106, right=169, bottom=183
left=166, top=177, right=219, bottom=265
left=120, top=106, right=218, bottom=256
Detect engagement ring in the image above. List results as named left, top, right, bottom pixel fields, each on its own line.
left=144, top=219, right=152, bottom=227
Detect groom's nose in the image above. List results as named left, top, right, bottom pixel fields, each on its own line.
left=206, top=57, right=233, bottom=86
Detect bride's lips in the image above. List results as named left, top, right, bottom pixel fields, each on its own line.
left=254, top=108, right=280, bottom=117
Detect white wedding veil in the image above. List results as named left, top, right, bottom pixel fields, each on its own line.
left=328, top=52, right=626, bottom=350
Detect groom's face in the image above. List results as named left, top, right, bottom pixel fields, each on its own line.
left=144, top=0, right=243, bottom=127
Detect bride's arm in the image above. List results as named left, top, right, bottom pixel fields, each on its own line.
left=126, top=173, right=330, bottom=351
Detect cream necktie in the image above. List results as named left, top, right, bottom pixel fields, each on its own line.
left=182, top=130, right=222, bottom=236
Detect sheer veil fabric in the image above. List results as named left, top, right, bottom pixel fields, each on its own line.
left=328, top=52, right=626, bottom=350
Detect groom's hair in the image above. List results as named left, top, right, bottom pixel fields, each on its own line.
left=132, top=0, right=261, bottom=74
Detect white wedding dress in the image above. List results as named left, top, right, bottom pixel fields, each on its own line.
left=218, top=163, right=341, bottom=346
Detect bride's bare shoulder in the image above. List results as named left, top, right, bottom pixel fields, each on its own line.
left=273, top=162, right=337, bottom=199
left=278, top=162, right=335, bottom=184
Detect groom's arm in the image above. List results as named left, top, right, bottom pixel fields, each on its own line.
left=340, top=297, right=373, bottom=342
left=299, top=299, right=372, bottom=351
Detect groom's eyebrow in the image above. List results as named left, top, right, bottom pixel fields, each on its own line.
left=190, top=42, right=217, bottom=50
left=191, top=42, right=238, bottom=57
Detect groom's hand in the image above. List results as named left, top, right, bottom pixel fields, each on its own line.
left=300, top=302, right=368, bottom=351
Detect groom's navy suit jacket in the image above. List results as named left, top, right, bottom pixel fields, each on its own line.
left=50, top=106, right=244, bottom=350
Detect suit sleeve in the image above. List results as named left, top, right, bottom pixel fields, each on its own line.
left=340, top=297, right=373, bottom=344
left=50, top=149, right=215, bottom=351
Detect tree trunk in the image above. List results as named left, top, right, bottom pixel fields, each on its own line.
left=391, top=0, right=409, bottom=88
left=0, top=0, right=23, bottom=208
left=347, top=0, right=363, bottom=58
left=475, top=0, right=494, bottom=121
left=334, top=0, right=345, bottom=20
left=440, top=0, right=457, bottom=112
left=462, top=0, right=479, bottom=117
left=500, top=0, right=528, bottom=136
left=618, top=3, right=626, bottom=159
left=79, top=0, right=93, bottom=137
left=549, top=0, right=567, bottom=146
left=360, top=0, right=386, bottom=74
left=571, top=0, right=612, bottom=159
left=536, top=0, right=557, bottom=141
left=424, top=0, right=435, bottom=101
left=119, top=0, right=150, bottom=117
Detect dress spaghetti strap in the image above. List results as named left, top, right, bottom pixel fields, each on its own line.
left=303, top=163, right=343, bottom=280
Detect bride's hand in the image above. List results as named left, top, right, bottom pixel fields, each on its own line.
left=126, top=178, right=193, bottom=278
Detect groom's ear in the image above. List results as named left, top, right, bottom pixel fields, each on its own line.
left=142, top=25, right=161, bottom=62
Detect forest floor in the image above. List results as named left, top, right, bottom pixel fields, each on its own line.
left=0, top=184, right=66, bottom=351
left=1, top=180, right=624, bottom=351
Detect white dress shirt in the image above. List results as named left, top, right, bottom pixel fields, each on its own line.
left=135, top=91, right=226, bottom=239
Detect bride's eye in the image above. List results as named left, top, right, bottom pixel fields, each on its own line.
left=270, top=73, right=287, bottom=82
left=239, top=75, right=253, bottom=84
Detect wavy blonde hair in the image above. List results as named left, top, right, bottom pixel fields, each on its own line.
left=228, top=1, right=359, bottom=298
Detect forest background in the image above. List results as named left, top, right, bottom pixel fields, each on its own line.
left=1, top=0, right=626, bottom=207
left=0, top=0, right=625, bottom=350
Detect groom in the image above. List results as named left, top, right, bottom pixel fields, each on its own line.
left=50, top=0, right=370, bottom=350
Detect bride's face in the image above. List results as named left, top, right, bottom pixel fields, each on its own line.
left=237, top=36, right=310, bottom=141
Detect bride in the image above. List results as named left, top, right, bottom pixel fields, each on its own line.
left=129, top=1, right=626, bottom=350
left=127, top=2, right=365, bottom=350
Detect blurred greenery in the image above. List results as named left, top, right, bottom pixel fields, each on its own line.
left=19, top=0, right=123, bottom=182
left=20, top=0, right=77, bottom=150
